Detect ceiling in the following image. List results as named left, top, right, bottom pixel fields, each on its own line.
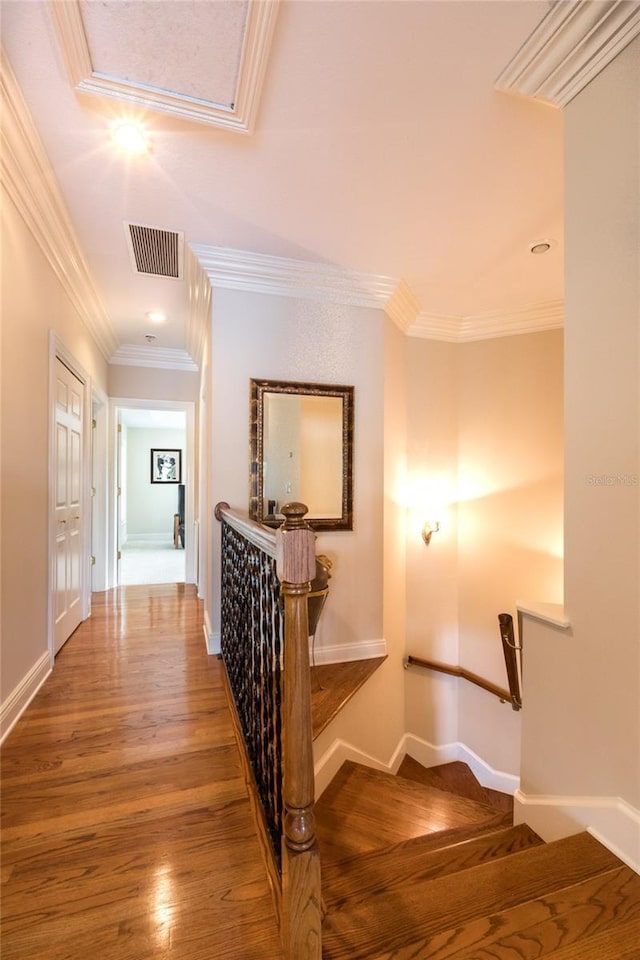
left=2, top=0, right=569, bottom=363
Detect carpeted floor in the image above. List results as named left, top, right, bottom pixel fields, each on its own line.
left=120, top=540, right=185, bottom=585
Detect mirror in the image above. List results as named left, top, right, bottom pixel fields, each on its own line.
left=250, top=379, right=354, bottom=531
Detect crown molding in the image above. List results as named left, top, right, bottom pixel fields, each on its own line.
left=0, top=50, right=118, bottom=360
left=191, top=243, right=398, bottom=309
left=384, top=280, right=421, bottom=333
left=409, top=300, right=564, bottom=342
left=496, top=0, right=640, bottom=107
left=185, top=248, right=211, bottom=371
left=109, top=345, right=198, bottom=372
left=48, top=0, right=279, bottom=134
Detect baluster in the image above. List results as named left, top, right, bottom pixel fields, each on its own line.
left=276, top=503, right=322, bottom=960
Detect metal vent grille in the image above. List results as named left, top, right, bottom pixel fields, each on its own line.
left=126, top=224, right=184, bottom=279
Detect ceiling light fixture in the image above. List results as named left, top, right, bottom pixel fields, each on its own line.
left=529, top=240, right=552, bottom=255
left=146, top=311, right=166, bottom=325
left=112, top=120, right=148, bottom=155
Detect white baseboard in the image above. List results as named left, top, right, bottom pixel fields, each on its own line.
left=403, top=734, right=520, bottom=796
left=1, top=652, right=52, bottom=744
left=125, top=534, right=173, bottom=543
left=515, top=790, right=640, bottom=875
left=310, top=637, right=387, bottom=665
left=203, top=610, right=220, bottom=655
left=314, top=731, right=519, bottom=799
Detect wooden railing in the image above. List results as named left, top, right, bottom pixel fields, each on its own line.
left=215, top=501, right=321, bottom=960
left=406, top=613, right=523, bottom=711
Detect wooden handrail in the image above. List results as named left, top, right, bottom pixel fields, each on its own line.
left=214, top=500, right=277, bottom=556
left=405, top=655, right=513, bottom=705
left=498, top=613, right=522, bottom=711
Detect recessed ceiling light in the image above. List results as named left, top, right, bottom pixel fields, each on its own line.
left=529, top=240, right=552, bottom=255
left=146, top=311, right=166, bottom=325
left=112, top=121, right=148, bottom=155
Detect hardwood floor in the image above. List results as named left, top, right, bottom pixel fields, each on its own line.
left=1, top=584, right=284, bottom=960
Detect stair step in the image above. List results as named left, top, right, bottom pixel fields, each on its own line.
left=323, top=823, right=544, bottom=908
left=361, top=865, right=640, bottom=960
left=321, top=831, right=625, bottom=960
left=315, top=761, right=505, bottom=863
left=397, top=756, right=513, bottom=817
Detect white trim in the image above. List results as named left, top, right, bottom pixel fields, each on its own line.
left=384, top=280, right=421, bottom=333
left=124, top=534, right=174, bottom=544
left=193, top=242, right=565, bottom=342
left=403, top=734, right=520, bottom=796
left=514, top=789, right=640, bottom=874
left=0, top=50, right=118, bottom=360
left=91, top=385, right=109, bottom=592
left=48, top=0, right=279, bottom=134
left=0, top=652, right=52, bottom=744
left=109, top=345, right=198, bottom=372
left=517, top=601, right=570, bottom=630
left=204, top=612, right=220, bottom=655
left=314, top=731, right=519, bottom=800
left=311, top=638, right=387, bottom=665
left=496, top=0, right=640, bottom=108
left=49, top=335, right=93, bottom=658
left=191, top=243, right=398, bottom=309
left=409, top=300, right=564, bottom=342
left=185, top=248, right=212, bottom=371
left=109, top=399, right=196, bottom=588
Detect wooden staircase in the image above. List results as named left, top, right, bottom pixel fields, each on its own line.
left=316, top=759, right=640, bottom=959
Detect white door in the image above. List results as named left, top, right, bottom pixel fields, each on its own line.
left=54, top=358, right=84, bottom=654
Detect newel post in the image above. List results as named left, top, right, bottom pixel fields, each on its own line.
left=276, top=503, right=322, bottom=960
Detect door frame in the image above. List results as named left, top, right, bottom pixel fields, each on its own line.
left=91, top=386, right=109, bottom=592
left=108, top=398, right=196, bottom=588
left=48, top=333, right=93, bottom=662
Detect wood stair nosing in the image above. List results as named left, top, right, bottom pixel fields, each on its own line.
left=321, top=831, right=626, bottom=960
left=315, top=760, right=506, bottom=862
left=363, top=866, right=640, bottom=960
left=397, top=756, right=514, bottom=816
left=322, top=822, right=544, bottom=909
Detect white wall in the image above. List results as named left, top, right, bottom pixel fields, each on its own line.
left=1, top=188, right=107, bottom=732
left=208, top=288, right=385, bottom=661
left=456, top=331, right=564, bottom=776
left=108, top=365, right=199, bottom=403
left=125, top=427, right=186, bottom=539
left=520, top=38, right=639, bottom=818
left=404, top=330, right=564, bottom=778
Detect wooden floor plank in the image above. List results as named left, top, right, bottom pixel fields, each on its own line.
left=367, top=866, right=640, bottom=960
left=323, top=824, right=544, bottom=908
left=397, top=757, right=514, bottom=816
left=321, top=832, right=623, bottom=960
left=315, top=760, right=503, bottom=862
left=1, top=585, right=284, bottom=960
left=311, top=657, right=386, bottom=739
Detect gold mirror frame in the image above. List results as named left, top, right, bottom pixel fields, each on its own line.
left=249, top=378, right=354, bottom=531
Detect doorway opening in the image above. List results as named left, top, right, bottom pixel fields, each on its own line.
left=110, top=401, right=195, bottom=587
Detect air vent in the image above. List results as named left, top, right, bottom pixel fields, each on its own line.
left=125, top=223, right=184, bottom=279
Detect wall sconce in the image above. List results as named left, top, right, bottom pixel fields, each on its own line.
left=422, top=520, right=440, bottom=545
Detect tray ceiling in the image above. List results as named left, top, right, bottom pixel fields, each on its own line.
left=48, top=0, right=278, bottom=132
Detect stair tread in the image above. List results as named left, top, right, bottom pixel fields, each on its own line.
left=323, top=823, right=544, bottom=907
left=316, top=761, right=502, bottom=862
left=321, top=831, right=625, bottom=960
left=398, top=757, right=513, bottom=816
left=363, top=866, right=640, bottom=960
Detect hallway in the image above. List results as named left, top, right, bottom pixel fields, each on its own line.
left=1, top=585, right=283, bottom=960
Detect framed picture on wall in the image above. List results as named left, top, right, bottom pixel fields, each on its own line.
left=150, top=448, right=182, bottom=484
